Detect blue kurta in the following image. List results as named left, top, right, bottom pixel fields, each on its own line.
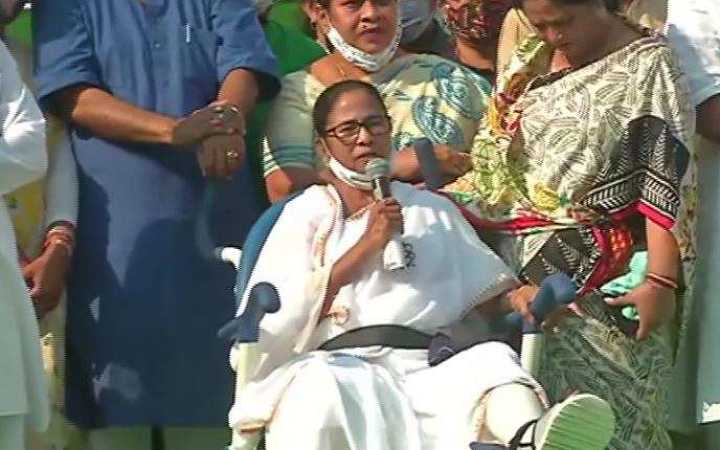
left=33, top=0, right=279, bottom=428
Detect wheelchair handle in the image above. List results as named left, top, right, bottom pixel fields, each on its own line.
left=217, top=247, right=242, bottom=270
left=232, top=282, right=281, bottom=343
left=414, top=138, right=445, bottom=191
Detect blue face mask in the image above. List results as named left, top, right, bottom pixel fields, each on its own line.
left=399, top=0, right=435, bottom=45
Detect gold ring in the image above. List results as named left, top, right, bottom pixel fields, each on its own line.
left=226, top=150, right=240, bottom=160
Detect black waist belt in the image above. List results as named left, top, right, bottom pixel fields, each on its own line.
left=318, top=325, right=432, bottom=351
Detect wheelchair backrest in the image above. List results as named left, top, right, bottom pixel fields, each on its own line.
left=217, top=190, right=304, bottom=341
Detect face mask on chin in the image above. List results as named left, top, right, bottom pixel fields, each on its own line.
left=399, top=0, right=435, bottom=45
left=325, top=16, right=402, bottom=72
left=327, top=156, right=375, bottom=190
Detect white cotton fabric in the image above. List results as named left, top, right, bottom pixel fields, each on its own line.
left=665, top=0, right=720, bottom=107
left=0, top=39, right=49, bottom=430
left=44, top=133, right=78, bottom=228
left=6, top=36, right=78, bottom=231
left=0, top=415, right=26, bottom=450
left=228, top=182, right=527, bottom=449
left=663, top=0, right=720, bottom=426
left=260, top=343, right=534, bottom=450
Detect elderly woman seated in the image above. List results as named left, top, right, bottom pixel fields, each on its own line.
left=227, top=80, right=615, bottom=450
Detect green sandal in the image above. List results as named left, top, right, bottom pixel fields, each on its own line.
left=510, top=393, right=615, bottom=450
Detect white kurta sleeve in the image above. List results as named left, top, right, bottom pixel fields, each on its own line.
left=238, top=187, right=335, bottom=379
left=43, top=128, right=78, bottom=227
left=445, top=198, right=519, bottom=314
left=0, top=40, right=46, bottom=195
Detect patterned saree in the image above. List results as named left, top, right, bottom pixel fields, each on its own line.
left=262, top=53, right=493, bottom=177
left=450, top=32, right=697, bottom=450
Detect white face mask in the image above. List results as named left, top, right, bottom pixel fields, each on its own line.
left=327, top=156, right=374, bottom=191
left=399, top=0, right=434, bottom=45
left=326, top=19, right=402, bottom=72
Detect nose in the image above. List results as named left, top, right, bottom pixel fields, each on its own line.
left=355, top=124, right=374, bottom=146
left=360, top=0, right=381, bottom=20
left=544, top=28, right=565, bottom=47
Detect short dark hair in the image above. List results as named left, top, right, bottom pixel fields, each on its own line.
left=312, top=80, right=388, bottom=135
left=513, top=0, right=622, bottom=12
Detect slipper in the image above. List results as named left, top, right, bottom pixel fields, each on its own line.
left=510, top=393, right=615, bottom=450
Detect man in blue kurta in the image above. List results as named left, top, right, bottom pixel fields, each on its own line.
left=33, top=0, right=279, bottom=448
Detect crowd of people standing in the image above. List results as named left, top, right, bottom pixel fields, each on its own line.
left=2, top=0, right=720, bottom=449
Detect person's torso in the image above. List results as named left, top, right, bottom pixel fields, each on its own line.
left=306, top=184, right=486, bottom=338
left=296, top=54, right=492, bottom=153
left=81, top=0, right=220, bottom=115
left=69, top=0, right=265, bottom=296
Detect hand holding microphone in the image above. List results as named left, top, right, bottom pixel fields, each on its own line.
left=366, top=158, right=409, bottom=271
left=365, top=198, right=403, bottom=245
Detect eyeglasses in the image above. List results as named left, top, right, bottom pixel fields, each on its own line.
left=323, top=115, right=391, bottom=145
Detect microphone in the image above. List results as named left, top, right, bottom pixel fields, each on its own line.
left=366, top=158, right=408, bottom=271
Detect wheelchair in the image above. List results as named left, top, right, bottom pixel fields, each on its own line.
left=198, top=140, right=579, bottom=450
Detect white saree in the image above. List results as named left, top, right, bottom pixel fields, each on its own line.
left=228, top=182, right=541, bottom=450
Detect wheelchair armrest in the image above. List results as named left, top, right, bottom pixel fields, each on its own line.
left=219, top=282, right=281, bottom=343
left=217, top=191, right=304, bottom=342
left=502, top=273, right=577, bottom=334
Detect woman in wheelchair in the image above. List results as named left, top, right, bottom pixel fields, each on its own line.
left=228, top=80, right=614, bottom=450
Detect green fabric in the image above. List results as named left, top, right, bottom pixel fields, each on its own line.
left=5, top=8, right=31, bottom=47
left=245, top=20, right=325, bottom=202
left=266, top=0, right=313, bottom=38
left=601, top=251, right=647, bottom=321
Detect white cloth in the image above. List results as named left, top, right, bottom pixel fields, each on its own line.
left=229, top=182, right=526, bottom=449
left=262, top=344, right=535, bottom=450
left=44, top=132, right=78, bottom=228
left=0, top=39, right=49, bottom=431
left=665, top=0, right=720, bottom=108
left=6, top=36, right=78, bottom=231
left=663, top=0, right=720, bottom=427
left=0, top=415, right=25, bottom=450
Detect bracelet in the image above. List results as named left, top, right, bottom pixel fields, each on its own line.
left=645, top=272, right=678, bottom=291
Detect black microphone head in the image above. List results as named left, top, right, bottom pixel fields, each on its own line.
left=365, top=158, right=390, bottom=180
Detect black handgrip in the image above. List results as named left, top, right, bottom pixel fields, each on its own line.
left=414, top=138, right=445, bottom=190
left=503, top=273, right=577, bottom=333
left=231, top=282, right=281, bottom=343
